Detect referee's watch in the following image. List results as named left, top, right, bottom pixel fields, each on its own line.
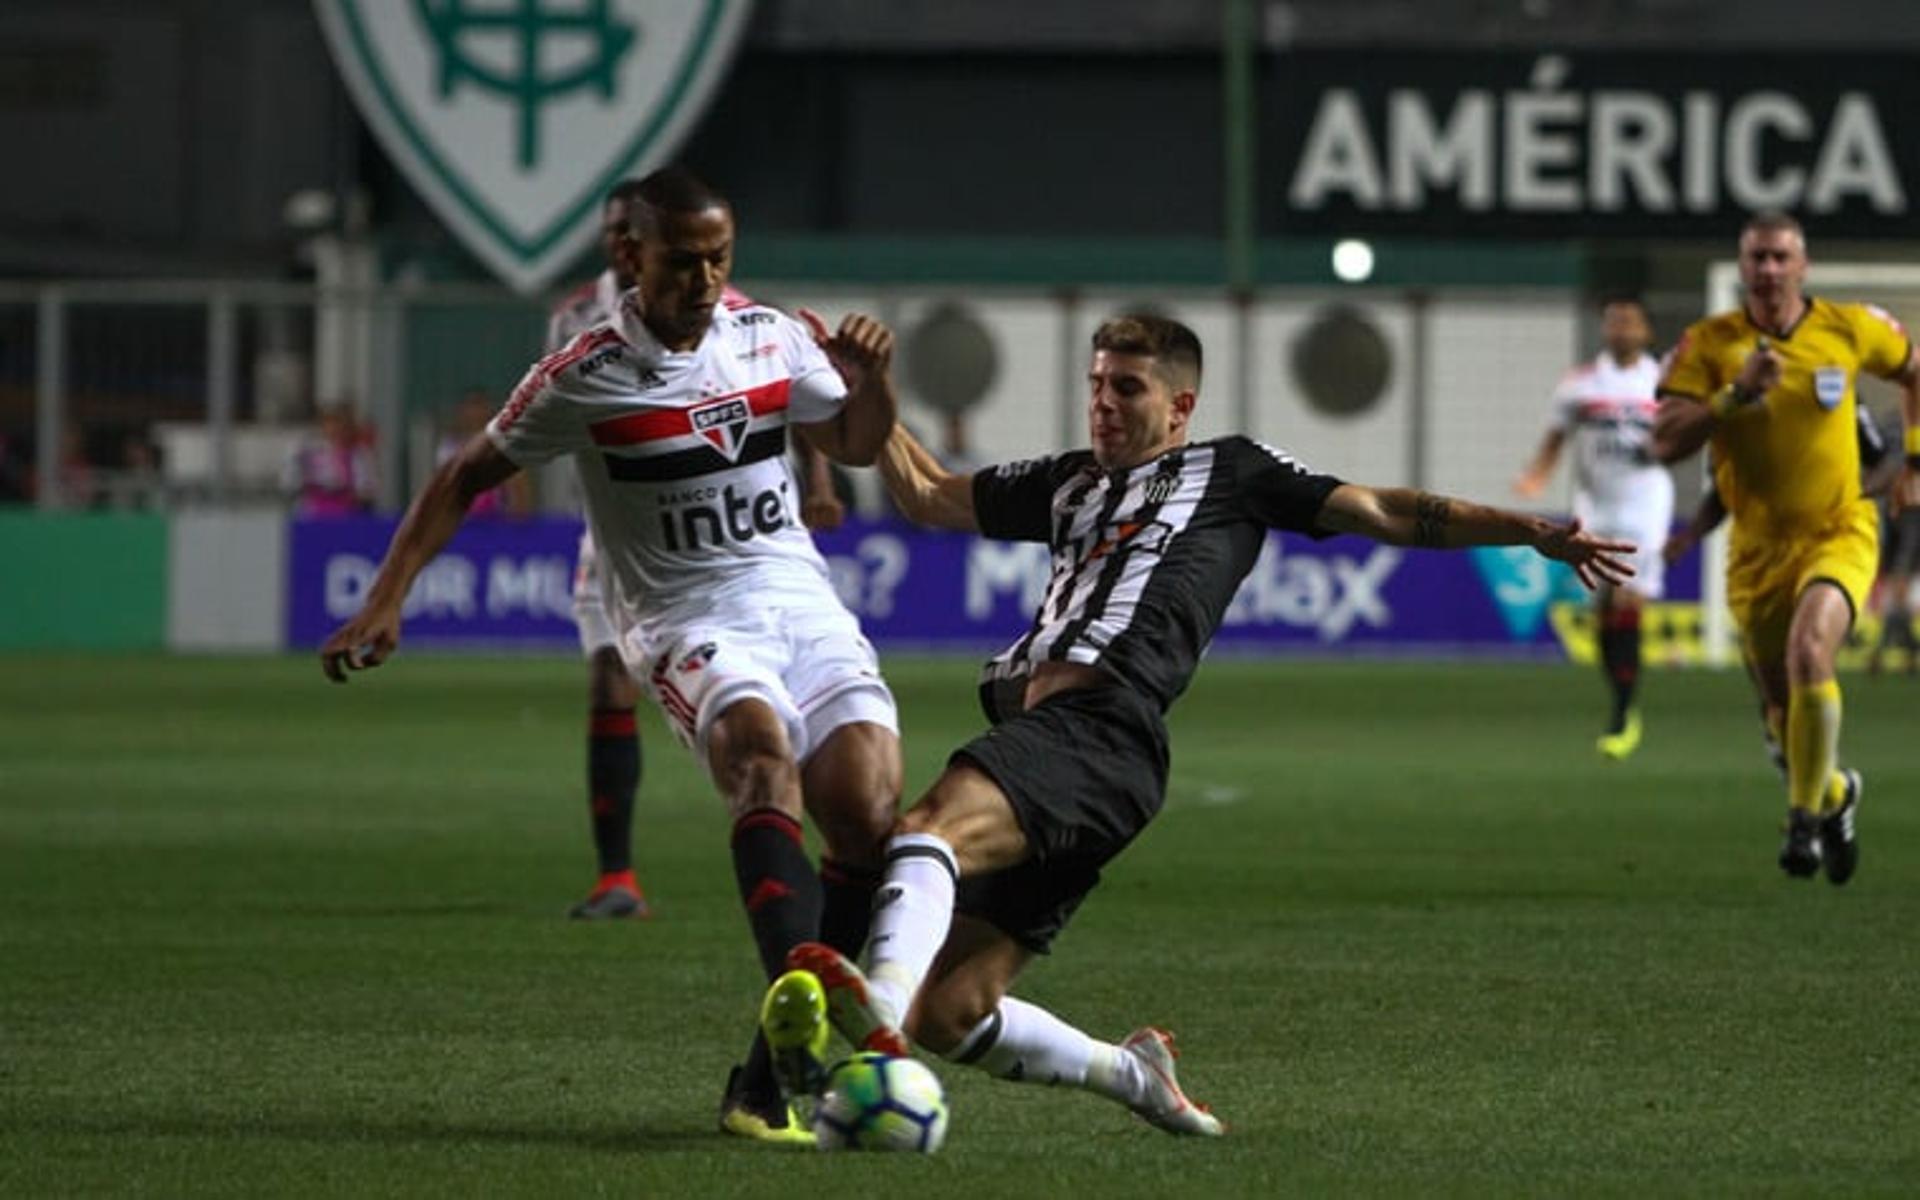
left=1709, top=383, right=1762, bottom=419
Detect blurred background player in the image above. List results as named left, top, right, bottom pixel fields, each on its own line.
left=545, top=180, right=652, bottom=920
left=1515, top=297, right=1672, bottom=759
left=1867, top=433, right=1920, bottom=674
left=1654, top=211, right=1920, bottom=884
left=284, top=402, right=377, bottom=518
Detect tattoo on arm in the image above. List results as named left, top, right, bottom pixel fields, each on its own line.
left=1412, top=492, right=1450, bottom=547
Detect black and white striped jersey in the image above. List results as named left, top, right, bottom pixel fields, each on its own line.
left=971, top=435, right=1343, bottom=719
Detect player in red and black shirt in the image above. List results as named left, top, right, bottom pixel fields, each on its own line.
left=769, top=313, right=1635, bottom=1136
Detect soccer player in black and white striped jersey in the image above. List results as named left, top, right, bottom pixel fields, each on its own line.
left=771, top=313, right=1636, bottom=1135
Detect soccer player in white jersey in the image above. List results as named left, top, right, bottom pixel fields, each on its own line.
left=759, top=314, right=1635, bottom=1137
left=1514, top=297, right=1673, bottom=759
left=320, top=167, right=902, bottom=1145
left=552, top=182, right=853, bottom=921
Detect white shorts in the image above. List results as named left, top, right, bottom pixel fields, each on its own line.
left=1575, top=491, right=1672, bottom=600
left=572, top=530, right=624, bottom=656
left=628, top=587, right=898, bottom=766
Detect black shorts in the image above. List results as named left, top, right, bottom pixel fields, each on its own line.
left=950, top=683, right=1169, bottom=954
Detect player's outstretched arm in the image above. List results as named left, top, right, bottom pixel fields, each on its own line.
left=318, top=435, right=519, bottom=682
left=796, top=309, right=898, bottom=467
left=877, top=425, right=979, bottom=533
left=1317, top=483, right=1636, bottom=591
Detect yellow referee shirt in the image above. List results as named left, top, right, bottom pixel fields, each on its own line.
left=1660, top=297, right=1910, bottom=537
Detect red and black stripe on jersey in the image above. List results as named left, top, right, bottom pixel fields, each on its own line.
left=589, top=378, right=791, bottom=484
left=971, top=435, right=1342, bottom=719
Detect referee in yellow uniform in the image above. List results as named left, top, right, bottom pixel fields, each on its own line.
left=1654, top=212, right=1920, bottom=884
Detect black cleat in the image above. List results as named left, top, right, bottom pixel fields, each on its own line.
left=1778, top=809, right=1822, bottom=879
left=1819, top=769, right=1862, bottom=886
left=717, top=1064, right=814, bottom=1146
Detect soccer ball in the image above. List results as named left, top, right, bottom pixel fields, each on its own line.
left=812, top=1052, right=949, bottom=1153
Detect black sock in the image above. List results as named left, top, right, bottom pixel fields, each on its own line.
left=1599, top=608, right=1642, bottom=732
left=731, top=810, right=823, bottom=980
left=731, top=810, right=821, bottom=1102
left=818, top=858, right=882, bottom=961
left=587, top=708, right=640, bottom=874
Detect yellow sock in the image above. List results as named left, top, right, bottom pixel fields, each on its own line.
left=1785, top=680, right=1842, bottom=816
left=1825, top=770, right=1850, bottom=809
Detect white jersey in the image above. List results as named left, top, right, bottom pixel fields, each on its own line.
left=1548, top=351, right=1671, bottom=515
left=546, top=269, right=623, bottom=353
left=488, top=292, right=848, bottom=635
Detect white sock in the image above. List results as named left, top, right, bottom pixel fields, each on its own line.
left=864, top=833, right=958, bottom=1025
left=947, top=996, right=1149, bottom=1108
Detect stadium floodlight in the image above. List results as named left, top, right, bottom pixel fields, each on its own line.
left=1331, top=239, right=1375, bottom=283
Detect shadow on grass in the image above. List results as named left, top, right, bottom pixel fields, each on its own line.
left=1, top=1111, right=729, bottom=1154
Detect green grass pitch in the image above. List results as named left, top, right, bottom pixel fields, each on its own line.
left=3, top=653, right=1917, bottom=1196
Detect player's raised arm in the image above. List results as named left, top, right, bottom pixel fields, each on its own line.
left=877, top=425, right=979, bottom=532
left=1512, top=428, right=1564, bottom=498
left=795, top=309, right=898, bottom=467
left=318, top=434, right=519, bottom=682
left=1316, top=483, right=1636, bottom=591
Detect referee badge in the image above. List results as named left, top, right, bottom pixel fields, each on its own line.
left=1814, top=366, right=1847, bottom=410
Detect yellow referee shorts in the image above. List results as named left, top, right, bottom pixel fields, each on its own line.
left=1726, top=500, right=1879, bottom=666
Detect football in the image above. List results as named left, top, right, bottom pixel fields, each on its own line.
left=812, top=1053, right=950, bottom=1153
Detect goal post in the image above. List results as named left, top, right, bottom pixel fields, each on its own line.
left=1699, top=259, right=1920, bottom=667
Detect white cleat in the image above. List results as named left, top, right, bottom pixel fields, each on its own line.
left=1122, top=1027, right=1224, bottom=1137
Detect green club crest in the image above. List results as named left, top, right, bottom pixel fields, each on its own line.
left=315, top=0, right=750, bottom=293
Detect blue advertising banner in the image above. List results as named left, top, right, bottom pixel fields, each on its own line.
left=286, top=516, right=1702, bottom=655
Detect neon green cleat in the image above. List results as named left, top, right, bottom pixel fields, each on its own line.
left=761, top=968, right=832, bottom=1099
left=717, top=1064, right=816, bottom=1146
left=1596, top=709, right=1643, bottom=761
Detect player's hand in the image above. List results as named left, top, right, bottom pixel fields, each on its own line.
left=1512, top=470, right=1547, bottom=499
left=1536, top=518, right=1637, bottom=591
left=1734, top=337, right=1782, bottom=399
left=800, top=309, right=894, bottom=393
left=1662, top=528, right=1698, bottom=565
left=802, top=493, right=847, bottom=531
left=319, top=606, right=401, bottom=683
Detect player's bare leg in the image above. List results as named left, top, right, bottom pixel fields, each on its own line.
left=1595, top=584, right=1647, bottom=760
left=912, top=917, right=1223, bottom=1136
left=1783, top=584, right=1860, bottom=883
left=709, top=698, right=819, bottom=1144
left=570, top=647, right=649, bottom=919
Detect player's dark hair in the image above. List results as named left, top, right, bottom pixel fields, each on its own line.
left=1597, top=294, right=1647, bottom=316
left=1742, top=210, right=1805, bottom=244
left=1092, top=314, right=1203, bottom=390
left=605, top=177, right=648, bottom=208
left=623, top=165, right=729, bottom=237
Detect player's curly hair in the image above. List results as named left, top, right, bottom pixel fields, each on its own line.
left=1092, top=314, right=1203, bottom=390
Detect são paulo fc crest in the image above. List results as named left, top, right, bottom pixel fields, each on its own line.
left=313, top=1, right=750, bottom=293
left=1814, top=366, right=1847, bottom=410
left=689, top=395, right=753, bottom=460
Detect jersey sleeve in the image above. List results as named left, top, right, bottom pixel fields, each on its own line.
left=1232, top=437, right=1343, bottom=535
left=486, top=356, right=586, bottom=467
left=971, top=453, right=1085, bottom=542
left=780, top=315, right=849, bottom=424
left=1658, top=326, right=1718, bottom=400
left=1851, top=303, right=1914, bottom=380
